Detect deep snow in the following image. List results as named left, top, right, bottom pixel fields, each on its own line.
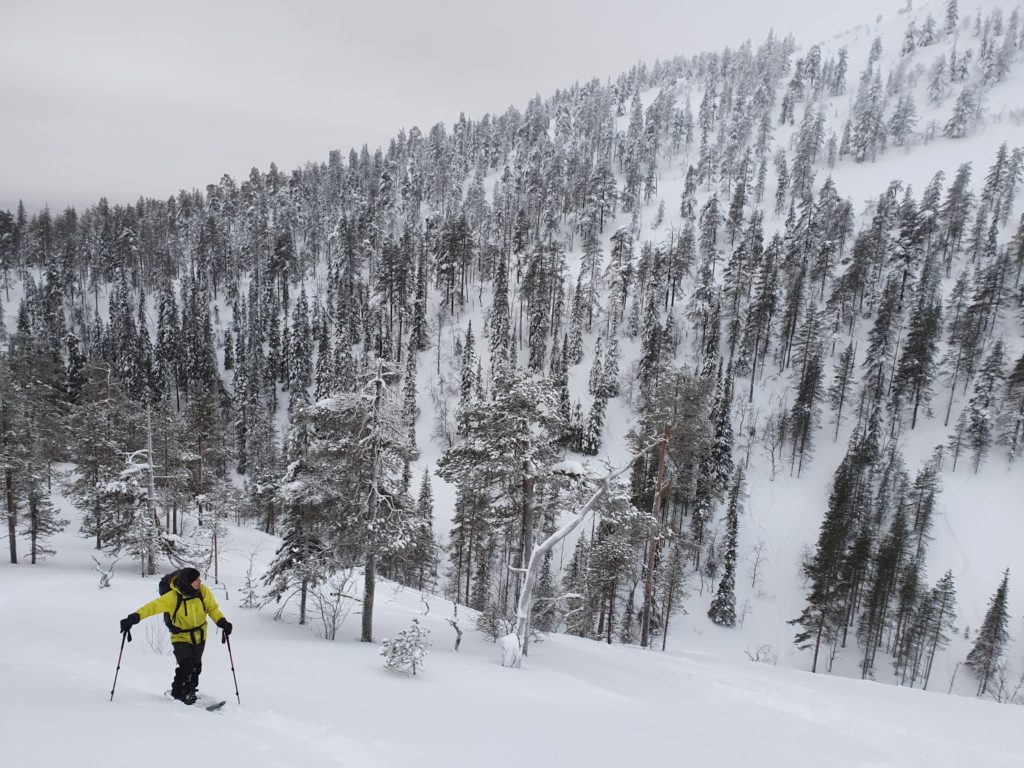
left=2, top=487, right=1023, bottom=768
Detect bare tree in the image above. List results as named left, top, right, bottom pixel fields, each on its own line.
left=91, top=555, right=119, bottom=589
left=747, top=540, right=769, bottom=590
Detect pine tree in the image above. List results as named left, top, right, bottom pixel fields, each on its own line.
left=708, top=470, right=742, bottom=627
left=889, top=94, right=918, bottom=147
left=857, top=506, right=908, bottom=679
left=927, top=55, right=950, bottom=103
left=943, top=87, right=977, bottom=139
left=1003, top=352, right=1024, bottom=464
left=381, top=618, right=430, bottom=675
left=965, top=569, right=1011, bottom=696
left=709, top=366, right=735, bottom=490
left=580, top=390, right=607, bottom=456
left=945, top=0, right=959, bottom=33
left=588, top=335, right=605, bottom=396
left=437, top=366, right=565, bottom=631
left=790, top=428, right=874, bottom=672
left=828, top=341, right=857, bottom=440
left=563, top=533, right=597, bottom=638
left=787, top=303, right=825, bottom=476
left=392, top=468, right=436, bottom=591
left=965, top=340, right=1006, bottom=471
left=920, top=570, right=958, bottom=690
left=602, top=334, right=621, bottom=398
left=532, top=550, right=558, bottom=632
left=862, top=276, right=902, bottom=405
left=313, top=312, right=334, bottom=400
left=20, top=464, right=67, bottom=564
left=566, top=275, right=586, bottom=366
left=891, top=282, right=943, bottom=430
left=741, top=237, right=779, bottom=401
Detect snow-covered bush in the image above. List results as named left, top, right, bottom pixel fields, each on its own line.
left=381, top=619, right=430, bottom=675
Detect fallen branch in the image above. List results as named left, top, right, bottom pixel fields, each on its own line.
left=92, top=556, right=119, bottom=589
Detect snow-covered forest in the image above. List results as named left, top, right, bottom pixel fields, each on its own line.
left=3, top=0, right=1024, bottom=710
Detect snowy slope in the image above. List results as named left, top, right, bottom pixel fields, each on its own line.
left=2, top=496, right=1023, bottom=768
left=404, top=0, right=1024, bottom=692
left=5, top=3, right=1024, bottom=765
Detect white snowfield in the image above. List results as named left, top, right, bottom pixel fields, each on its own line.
left=2, top=516, right=1022, bottom=768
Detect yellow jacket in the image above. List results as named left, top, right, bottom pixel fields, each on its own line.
left=135, top=582, right=226, bottom=645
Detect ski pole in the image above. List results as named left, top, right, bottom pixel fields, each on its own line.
left=110, top=628, right=132, bottom=702
left=223, top=632, right=240, bottom=704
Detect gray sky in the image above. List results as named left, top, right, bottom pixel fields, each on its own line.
left=0, top=0, right=899, bottom=213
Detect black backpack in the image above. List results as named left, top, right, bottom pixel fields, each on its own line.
left=158, top=569, right=207, bottom=632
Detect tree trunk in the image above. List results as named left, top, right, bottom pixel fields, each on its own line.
left=7, top=469, right=17, bottom=564
left=362, top=367, right=385, bottom=643
left=519, top=460, right=535, bottom=656
left=28, top=496, right=37, bottom=565
left=361, top=551, right=376, bottom=642
left=640, top=431, right=669, bottom=648
left=196, top=438, right=205, bottom=526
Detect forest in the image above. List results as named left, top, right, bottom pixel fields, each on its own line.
left=1, top=0, right=1022, bottom=699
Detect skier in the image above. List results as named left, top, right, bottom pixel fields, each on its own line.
left=118, top=567, right=233, bottom=705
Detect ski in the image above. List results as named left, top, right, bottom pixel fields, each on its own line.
left=163, top=690, right=226, bottom=711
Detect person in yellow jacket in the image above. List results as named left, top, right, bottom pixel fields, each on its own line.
left=119, top=567, right=232, bottom=705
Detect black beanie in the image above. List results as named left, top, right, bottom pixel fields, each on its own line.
left=177, top=568, right=201, bottom=589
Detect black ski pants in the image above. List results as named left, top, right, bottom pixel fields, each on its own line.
left=171, top=640, right=205, bottom=698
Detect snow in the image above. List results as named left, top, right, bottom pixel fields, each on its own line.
left=3, top=495, right=1024, bottom=768
left=2, top=487, right=1024, bottom=768
left=549, top=459, right=589, bottom=477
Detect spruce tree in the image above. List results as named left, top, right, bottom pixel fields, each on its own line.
left=943, top=88, right=977, bottom=139
left=790, top=428, right=873, bottom=672
left=965, top=569, right=1011, bottom=696
left=921, top=570, right=957, bottom=690
left=708, top=470, right=742, bottom=627
left=965, top=340, right=1006, bottom=471
left=891, top=282, right=943, bottom=430
left=828, top=341, right=857, bottom=440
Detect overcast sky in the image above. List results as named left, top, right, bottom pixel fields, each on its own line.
left=0, top=0, right=900, bottom=213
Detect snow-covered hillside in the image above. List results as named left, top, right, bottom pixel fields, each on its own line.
left=3, top=1, right=1024, bottom=761
left=3, top=498, right=1022, bottom=768
left=408, top=0, right=1024, bottom=692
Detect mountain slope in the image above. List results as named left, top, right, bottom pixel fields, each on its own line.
left=2, top=497, right=1022, bottom=768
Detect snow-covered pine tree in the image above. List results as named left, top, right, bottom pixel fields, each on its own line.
left=945, top=0, right=959, bottom=33
left=943, top=87, right=978, bottom=139
left=381, top=618, right=430, bottom=675
left=708, top=470, right=742, bottom=627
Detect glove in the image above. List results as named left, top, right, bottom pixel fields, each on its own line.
left=120, top=613, right=140, bottom=634
left=217, top=618, right=233, bottom=636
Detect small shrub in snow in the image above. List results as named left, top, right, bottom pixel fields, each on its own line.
left=381, top=619, right=430, bottom=676
left=744, top=644, right=777, bottom=665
